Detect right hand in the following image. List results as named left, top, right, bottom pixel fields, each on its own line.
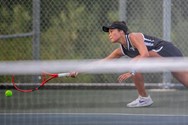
left=69, top=72, right=78, bottom=78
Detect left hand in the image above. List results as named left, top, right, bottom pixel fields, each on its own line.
left=118, top=72, right=133, bottom=83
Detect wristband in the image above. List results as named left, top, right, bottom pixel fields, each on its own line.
left=131, top=70, right=135, bottom=75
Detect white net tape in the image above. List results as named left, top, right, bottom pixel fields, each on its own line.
left=1, top=57, right=188, bottom=75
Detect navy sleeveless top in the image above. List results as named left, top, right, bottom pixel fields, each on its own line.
left=120, top=33, right=170, bottom=58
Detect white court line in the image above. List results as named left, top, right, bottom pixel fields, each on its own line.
left=1, top=112, right=188, bottom=117
left=148, top=89, right=177, bottom=92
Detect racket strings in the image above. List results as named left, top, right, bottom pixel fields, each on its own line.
left=12, top=73, right=60, bottom=92
left=12, top=75, right=33, bottom=92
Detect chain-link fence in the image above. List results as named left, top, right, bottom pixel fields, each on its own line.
left=1, top=0, right=188, bottom=84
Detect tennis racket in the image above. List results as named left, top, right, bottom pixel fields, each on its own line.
left=12, top=72, right=73, bottom=92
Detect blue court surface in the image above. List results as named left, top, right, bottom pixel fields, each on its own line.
left=1, top=113, right=188, bottom=125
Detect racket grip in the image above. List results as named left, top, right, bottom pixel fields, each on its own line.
left=58, top=73, right=70, bottom=77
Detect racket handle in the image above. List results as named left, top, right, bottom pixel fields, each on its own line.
left=58, top=73, right=70, bottom=77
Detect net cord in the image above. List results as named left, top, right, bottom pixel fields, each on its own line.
left=0, top=57, right=188, bottom=75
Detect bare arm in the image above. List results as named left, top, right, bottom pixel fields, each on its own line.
left=70, top=48, right=124, bottom=77
left=129, top=33, right=149, bottom=61
left=103, top=48, right=124, bottom=61
left=118, top=33, right=149, bottom=82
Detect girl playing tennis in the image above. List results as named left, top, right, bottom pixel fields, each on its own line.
left=101, top=21, right=188, bottom=108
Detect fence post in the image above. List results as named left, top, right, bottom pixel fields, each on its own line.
left=32, top=0, right=40, bottom=61
left=32, top=0, right=40, bottom=83
left=162, top=0, right=172, bottom=88
left=119, top=0, right=127, bottom=21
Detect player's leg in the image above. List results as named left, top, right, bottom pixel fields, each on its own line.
left=171, top=72, right=188, bottom=88
left=129, top=51, right=160, bottom=97
left=148, top=50, right=161, bottom=57
left=126, top=72, right=153, bottom=108
left=131, top=73, right=147, bottom=96
left=126, top=50, right=162, bottom=107
left=149, top=45, right=188, bottom=88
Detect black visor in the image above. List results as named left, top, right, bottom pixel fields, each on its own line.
left=102, top=23, right=128, bottom=33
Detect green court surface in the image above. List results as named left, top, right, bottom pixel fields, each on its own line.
left=0, top=88, right=188, bottom=125
left=1, top=89, right=188, bottom=114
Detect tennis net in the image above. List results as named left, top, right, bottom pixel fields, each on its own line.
left=1, top=58, right=188, bottom=125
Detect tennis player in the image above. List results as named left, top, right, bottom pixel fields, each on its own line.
left=102, top=21, right=188, bottom=108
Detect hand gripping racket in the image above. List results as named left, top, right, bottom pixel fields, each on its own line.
left=12, top=72, right=71, bottom=92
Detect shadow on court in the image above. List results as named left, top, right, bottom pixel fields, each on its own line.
left=0, top=89, right=188, bottom=125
